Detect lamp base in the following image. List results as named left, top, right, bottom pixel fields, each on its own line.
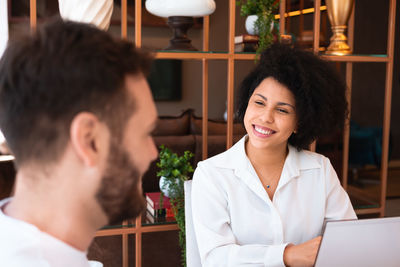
left=165, top=16, right=197, bottom=51
left=326, top=26, right=352, bottom=56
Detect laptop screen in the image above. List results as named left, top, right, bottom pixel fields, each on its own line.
left=314, top=216, right=400, bottom=267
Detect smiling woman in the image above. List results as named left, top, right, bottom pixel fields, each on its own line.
left=244, top=77, right=297, bottom=153
left=191, top=44, right=356, bottom=267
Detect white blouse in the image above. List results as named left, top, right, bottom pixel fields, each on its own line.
left=192, top=136, right=356, bottom=267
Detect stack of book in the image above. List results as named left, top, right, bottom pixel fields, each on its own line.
left=234, top=34, right=259, bottom=52
left=145, top=192, right=175, bottom=223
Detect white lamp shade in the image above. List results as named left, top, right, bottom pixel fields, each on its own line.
left=145, top=0, right=216, bottom=18
left=58, top=0, right=113, bottom=30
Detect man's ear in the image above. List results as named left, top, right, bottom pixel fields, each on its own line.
left=70, top=112, right=109, bottom=167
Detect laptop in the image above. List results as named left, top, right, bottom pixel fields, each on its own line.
left=314, top=216, right=400, bottom=267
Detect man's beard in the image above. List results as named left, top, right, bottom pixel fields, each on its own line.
left=96, top=139, right=146, bottom=225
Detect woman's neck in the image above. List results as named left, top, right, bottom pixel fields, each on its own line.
left=245, top=139, right=288, bottom=168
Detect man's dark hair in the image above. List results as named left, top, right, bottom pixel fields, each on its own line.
left=0, top=18, right=152, bottom=167
left=236, top=44, right=348, bottom=150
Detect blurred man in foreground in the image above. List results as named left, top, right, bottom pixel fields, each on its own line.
left=0, top=18, right=158, bottom=266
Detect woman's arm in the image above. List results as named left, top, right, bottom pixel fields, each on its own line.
left=283, top=236, right=322, bottom=267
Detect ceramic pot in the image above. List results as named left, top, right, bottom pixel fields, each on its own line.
left=245, top=15, right=259, bottom=35
left=159, top=176, right=182, bottom=198
left=58, top=0, right=113, bottom=30
left=245, top=15, right=274, bottom=36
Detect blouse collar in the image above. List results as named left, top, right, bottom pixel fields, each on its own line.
left=210, top=135, right=321, bottom=181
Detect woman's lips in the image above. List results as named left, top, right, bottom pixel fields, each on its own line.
left=252, top=125, right=275, bottom=138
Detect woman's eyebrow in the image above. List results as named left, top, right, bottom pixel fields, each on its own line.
left=254, top=93, right=295, bottom=109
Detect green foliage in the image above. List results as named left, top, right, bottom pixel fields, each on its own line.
left=157, top=145, right=194, bottom=267
left=236, top=0, right=278, bottom=55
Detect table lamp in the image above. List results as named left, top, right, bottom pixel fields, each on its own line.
left=145, top=0, right=216, bottom=51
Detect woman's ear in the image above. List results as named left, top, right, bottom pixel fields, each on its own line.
left=70, top=112, right=109, bottom=167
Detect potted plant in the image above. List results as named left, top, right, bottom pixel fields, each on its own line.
left=156, top=145, right=194, bottom=267
left=236, top=0, right=278, bottom=54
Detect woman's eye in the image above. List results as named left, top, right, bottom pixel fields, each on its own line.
left=255, top=100, right=264, bottom=106
left=277, top=108, right=289, bottom=114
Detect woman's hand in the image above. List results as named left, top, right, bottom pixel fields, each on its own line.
left=283, top=236, right=322, bottom=267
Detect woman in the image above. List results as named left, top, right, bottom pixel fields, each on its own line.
left=191, top=44, right=357, bottom=267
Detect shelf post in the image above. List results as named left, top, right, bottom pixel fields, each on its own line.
left=226, top=0, right=236, bottom=149
left=202, top=15, right=210, bottom=159
left=135, top=0, right=142, bottom=47
left=29, top=0, right=36, bottom=32
left=313, top=0, right=321, bottom=54
left=342, top=0, right=355, bottom=190
left=380, top=0, right=397, bottom=217
left=279, top=0, right=285, bottom=36
left=121, top=0, right=128, bottom=39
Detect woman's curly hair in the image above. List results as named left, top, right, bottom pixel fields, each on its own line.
left=236, top=44, right=348, bottom=150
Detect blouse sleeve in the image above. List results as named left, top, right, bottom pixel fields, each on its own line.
left=192, top=163, right=288, bottom=267
left=323, top=157, right=357, bottom=221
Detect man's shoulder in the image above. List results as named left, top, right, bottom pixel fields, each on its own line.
left=0, top=200, right=88, bottom=267
left=0, top=211, right=46, bottom=265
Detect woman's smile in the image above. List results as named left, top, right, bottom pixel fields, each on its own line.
left=253, top=124, right=276, bottom=137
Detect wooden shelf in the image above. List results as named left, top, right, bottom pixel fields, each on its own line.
left=321, top=54, right=389, bottom=63
left=155, top=51, right=389, bottom=63
left=155, top=51, right=229, bottom=60
left=155, top=51, right=257, bottom=60
left=95, top=216, right=179, bottom=237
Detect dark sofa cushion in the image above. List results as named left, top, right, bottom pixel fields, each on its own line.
left=190, top=115, right=247, bottom=136
left=152, top=109, right=191, bottom=136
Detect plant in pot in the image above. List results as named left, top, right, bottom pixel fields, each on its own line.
left=236, top=0, right=278, bottom=54
left=156, top=145, right=194, bottom=267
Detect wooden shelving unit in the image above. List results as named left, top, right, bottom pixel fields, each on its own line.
left=22, top=0, right=396, bottom=266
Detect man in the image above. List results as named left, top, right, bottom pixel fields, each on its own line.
left=0, top=18, right=158, bottom=266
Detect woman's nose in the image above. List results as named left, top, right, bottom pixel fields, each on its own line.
left=260, top=108, right=274, bottom=123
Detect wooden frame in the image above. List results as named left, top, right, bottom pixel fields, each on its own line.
left=24, top=0, right=396, bottom=265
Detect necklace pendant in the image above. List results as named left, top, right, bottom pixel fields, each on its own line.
left=266, top=185, right=270, bottom=189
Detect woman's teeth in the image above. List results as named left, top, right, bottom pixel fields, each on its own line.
left=255, top=126, right=273, bottom=135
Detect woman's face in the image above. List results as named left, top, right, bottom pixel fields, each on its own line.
left=244, top=77, right=297, bottom=152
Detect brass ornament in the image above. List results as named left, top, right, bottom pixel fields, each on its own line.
left=326, top=0, right=354, bottom=55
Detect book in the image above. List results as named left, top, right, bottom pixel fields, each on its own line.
left=145, top=210, right=176, bottom=224
left=146, top=192, right=171, bottom=210
left=235, top=42, right=258, bottom=53
left=145, top=192, right=174, bottom=218
left=147, top=201, right=174, bottom=218
left=234, top=34, right=259, bottom=44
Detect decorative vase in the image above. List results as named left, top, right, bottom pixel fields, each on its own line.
left=58, top=0, right=114, bottom=30
left=159, top=176, right=182, bottom=198
left=145, top=0, right=216, bottom=51
left=325, top=0, right=354, bottom=55
left=245, top=15, right=259, bottom=35
left=245, top=15, right=275, bottom=36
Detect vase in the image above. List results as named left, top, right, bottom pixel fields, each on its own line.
left=159, top=176, right=182, bottom=198
left=245, top=15, right=274, bottom=36
left=58, top=0, right=114, bottom=30
left=325, top=0, right=354, bottom=55
left=245, top=15, right=258, bottom=35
